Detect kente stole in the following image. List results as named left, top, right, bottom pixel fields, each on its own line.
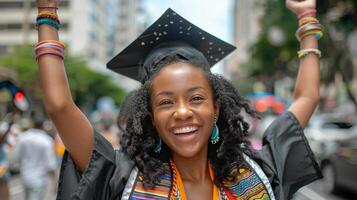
left=129, top=162, right=270, bottom=200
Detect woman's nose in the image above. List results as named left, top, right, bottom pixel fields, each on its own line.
left=173, top=102, right=193, bottom=120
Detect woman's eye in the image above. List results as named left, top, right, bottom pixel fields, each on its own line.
left=158, top=99, right=173, bottom=106
left=191, top=96, right=205, bottom=102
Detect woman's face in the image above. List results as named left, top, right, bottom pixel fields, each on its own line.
left=150, top=62, right=219, bottom=159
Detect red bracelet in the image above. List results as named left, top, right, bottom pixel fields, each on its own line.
left=297, top=8, right=316, bottom=19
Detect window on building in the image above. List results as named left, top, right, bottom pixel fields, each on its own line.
left=89, top=31, right=96, bottom=41
left=0, top=0, right=69, bottom=9
left=0, top=24, right=22, bottom=30
left=0, top=1, right=23, bottom=9
left=89, top=13, right=97, bottom=22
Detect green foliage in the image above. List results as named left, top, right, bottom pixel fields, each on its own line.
left=245, top=0, right=356, bottom=81
left=0, top=44, right=126, bottom=107
left=245, top=1, right=300, bottom=78
left=232, top=78, right=255, bottom=96
left=0, top=45, right=39, bottom=84
left=244, top=0, right=357, bottom=105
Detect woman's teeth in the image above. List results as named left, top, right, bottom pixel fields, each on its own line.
left=173, top=126, right=198, bottom=135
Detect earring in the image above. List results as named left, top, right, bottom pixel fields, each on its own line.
left=210, top=118, right=220, bottom=144
left=154, top=138, right=162, bottom=153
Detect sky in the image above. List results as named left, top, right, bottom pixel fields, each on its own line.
left=143, top=0, right=234, bottom=73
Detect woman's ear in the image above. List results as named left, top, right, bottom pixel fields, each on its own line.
left=214, top=100, right=221, bottom=119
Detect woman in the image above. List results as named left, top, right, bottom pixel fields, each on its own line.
left=36, top=0, right=322, bottom=199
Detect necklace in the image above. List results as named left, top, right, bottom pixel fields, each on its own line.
left=169, top=160, right=220, bottom=200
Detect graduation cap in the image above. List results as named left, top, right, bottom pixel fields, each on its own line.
left=107, top=8, right=236, bottom=83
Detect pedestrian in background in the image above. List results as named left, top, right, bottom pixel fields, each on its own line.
left=100, top=115, right=120, bottom=149
left=0, top=122, right=10, bottom=200
left=35, top=0, right=323, bottom=199
left=10, top=119, right=57, bottom=200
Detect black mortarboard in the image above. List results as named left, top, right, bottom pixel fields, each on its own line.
left=107, top=8, right=236, bottom=83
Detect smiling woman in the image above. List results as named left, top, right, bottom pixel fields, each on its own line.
left=150, top=63, right=218, bottom=159
left=36, top=0, right=322, bottom=200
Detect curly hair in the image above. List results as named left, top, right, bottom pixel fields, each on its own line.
left=120, top=54, right=258, bottom=187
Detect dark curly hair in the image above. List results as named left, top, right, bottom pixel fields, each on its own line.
left=120, top=54, right=258, bottom=187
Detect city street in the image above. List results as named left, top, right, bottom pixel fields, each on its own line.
left=294, top=182, right=356, bottom=200
left=1, top=0, right=356, bottom=200
left=9, top=176, right=56, bottom=200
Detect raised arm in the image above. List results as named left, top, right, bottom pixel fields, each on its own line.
left=35, top=0, right=93, bottom=171
left=286, top=0, right=320, bottom=127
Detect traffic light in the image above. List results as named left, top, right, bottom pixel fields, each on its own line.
left=15, top=91, right=25, bottom=101
left=0, top=80, right=29, bottom=112
left=13, top=90, right=29, bottom=112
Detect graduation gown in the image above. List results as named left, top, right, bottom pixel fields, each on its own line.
left=56, top=111, right=322, bottom=200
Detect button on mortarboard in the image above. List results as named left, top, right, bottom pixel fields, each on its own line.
left=107, top=8, right=236, bottom=82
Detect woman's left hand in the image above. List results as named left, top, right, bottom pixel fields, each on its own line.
left=286, top=0, right=316, bottom=15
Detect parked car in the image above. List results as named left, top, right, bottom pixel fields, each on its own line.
left=319, top=135, right=357, bottom=194
left=304, top=114, right=356, bottom=159
left=304, top=114, right=357, bottom=194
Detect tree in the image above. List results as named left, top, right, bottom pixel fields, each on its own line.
left=0, top=45, right=126, bottom=110
left=244, top=0, right=357, bottom=107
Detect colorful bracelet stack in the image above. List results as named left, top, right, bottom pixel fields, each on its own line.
left=34, top=40, right=65, bottom=61
left=36, top=11, right=60, bottom=30
left=295, top=8, right=323, bottom=59
left=295, top=9, right=323, bottom=42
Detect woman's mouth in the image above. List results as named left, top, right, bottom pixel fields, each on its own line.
left=173, top=126, right=198, bottom=135
left=171, top=126, right=200, bottom=143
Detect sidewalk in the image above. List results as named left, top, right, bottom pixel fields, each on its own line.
left=9, top=175, right=56, bottom=200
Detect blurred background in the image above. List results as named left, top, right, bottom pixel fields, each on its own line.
left=0, top=0, right=356, bottom=199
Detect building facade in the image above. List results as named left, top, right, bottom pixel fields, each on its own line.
left=0, top=0, right=118, bottom=71
left=226, top=0, right=263, bottom=80
left=115, top=0, right=146, bottom=53
left=114, top=0, right=147, bottom=90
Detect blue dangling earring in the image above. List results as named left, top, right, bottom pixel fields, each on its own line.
left=154, top=138, right=162, bottom=153
left=210, top=118, right=220, bottom=144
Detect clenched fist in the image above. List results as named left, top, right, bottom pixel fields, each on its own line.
left=286, top=0, right=316, bottom=15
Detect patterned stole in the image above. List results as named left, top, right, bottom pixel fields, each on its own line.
left=130, top=163, right=172, bottom=199
left=222, top=166, right=270, bottom=200
left=129, top=162, right=270, bottom=200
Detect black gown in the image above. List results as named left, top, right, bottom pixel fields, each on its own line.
left=56, top=111, right=322, bottom=200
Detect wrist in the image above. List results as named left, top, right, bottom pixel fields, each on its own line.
left=301, top=13, right=316, bottom=18
left=300, top=34, right=318, bottom=49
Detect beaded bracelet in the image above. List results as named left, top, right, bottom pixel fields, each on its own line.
left=35, top=40, right=65, bottom=61
left=35, top=49, right=64, bottom=61
left=36, top=18, right=60, bottom=30
left=36, top=40, right=65, bottom=48
left=299, top=17, right=319, bottom=27
left=300, top=30, right=323, bottom=40
left=35, top=44, right=64, bottom=54
left=37, top=12, right=60, bottom=24
left=35, top=43, right=64, bottom=52
left=295, top=23, right=323, bottom=41
left=297, top=48, right=321, bottom=59
left=35, top=48, right=64, bottom=61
